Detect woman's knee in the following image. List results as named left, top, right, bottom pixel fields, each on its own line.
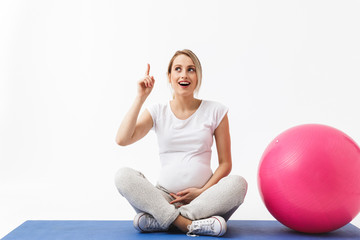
left=226, top=175, right=248, bottom=204
left=114, top=167, right=144, bottom=193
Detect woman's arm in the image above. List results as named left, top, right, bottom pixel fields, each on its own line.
left=201, top=113, right=232, bottom=189
left=115, top=64, right=155, bottom=146
left=170, top=114, right=232, bottom=204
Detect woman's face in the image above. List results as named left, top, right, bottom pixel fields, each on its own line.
left=169, top=54, right=198, bottom=97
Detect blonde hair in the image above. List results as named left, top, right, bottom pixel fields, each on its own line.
left=167, top=49, right=202, bottom=95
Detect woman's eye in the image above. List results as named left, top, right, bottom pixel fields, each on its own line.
left=188, top=68, right=195, bottom=72
left=175, top=67, right=181, bottom=71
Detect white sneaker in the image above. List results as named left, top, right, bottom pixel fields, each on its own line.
left=187, top=216, right=227, bottom=237
left=133, top=212, right=164, bottom=232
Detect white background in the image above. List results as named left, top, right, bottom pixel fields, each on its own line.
left=1, top=0, right=360, bottom=238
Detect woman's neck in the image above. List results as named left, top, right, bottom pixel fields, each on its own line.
left=171, top=95, right=201, bottom=112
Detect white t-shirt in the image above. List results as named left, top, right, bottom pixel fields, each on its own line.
left=147, top=100, right=229, bottom=193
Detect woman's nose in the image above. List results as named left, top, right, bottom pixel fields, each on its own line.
left=180, top=71, right=187, bottom=78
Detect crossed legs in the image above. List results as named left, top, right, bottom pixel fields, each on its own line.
left=114, top=167, right=247, bottom=231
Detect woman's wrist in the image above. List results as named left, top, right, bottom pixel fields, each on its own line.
left=135, top=94, right=147, bottom=103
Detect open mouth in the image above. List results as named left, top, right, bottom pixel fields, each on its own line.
left=178, top=81, right=191, bottom=87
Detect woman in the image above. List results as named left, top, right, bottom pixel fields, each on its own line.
left=114, top=49, right=247, bottom=237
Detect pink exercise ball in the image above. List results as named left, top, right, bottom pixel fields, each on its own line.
left=258, top=124, right=360, bottom=233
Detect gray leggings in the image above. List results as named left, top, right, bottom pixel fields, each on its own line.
left=114, top=167, right=248, bottom=230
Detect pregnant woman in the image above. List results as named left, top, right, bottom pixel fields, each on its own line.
left=114, top=49, right=247, bottom=237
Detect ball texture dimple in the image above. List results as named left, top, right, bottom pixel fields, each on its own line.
left=258, top=124, right=360, bottom=233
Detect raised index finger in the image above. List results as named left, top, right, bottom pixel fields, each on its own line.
left=145, top=63, right=150, bottom=76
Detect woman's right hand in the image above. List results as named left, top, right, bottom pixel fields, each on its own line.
left=137, top=64, right=155, bottom=99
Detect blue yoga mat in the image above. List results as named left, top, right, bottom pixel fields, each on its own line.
left=2, top=220, right=360, bottom=240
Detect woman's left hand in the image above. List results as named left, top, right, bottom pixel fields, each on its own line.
left=169, top=188, right=203, bottom=206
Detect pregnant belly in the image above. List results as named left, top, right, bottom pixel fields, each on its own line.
left=158, top=161, right=213, bottom=193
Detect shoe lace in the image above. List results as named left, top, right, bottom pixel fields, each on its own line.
left=187, top=219, right=215, bottom=237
